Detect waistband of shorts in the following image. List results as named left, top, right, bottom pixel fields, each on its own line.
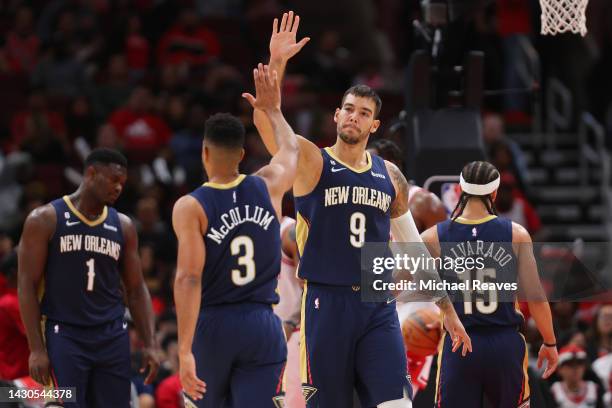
left=305, top=281, right=363, bottom=293
left=466, top=325, right=520, bottom=334
left=201, top=301, right=273, bottom=312
left=44, top=315, right=125, bottom=331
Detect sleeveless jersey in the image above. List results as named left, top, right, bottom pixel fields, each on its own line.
left=190, top=175, right=280, bottom=306
left=295, top=148, right=395, bottom=286
left=437, top=215, right=523, bottom=328
left=41, top=196, right=125, bottom=326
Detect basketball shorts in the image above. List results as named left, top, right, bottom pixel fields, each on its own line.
left=436, top=326, right=529, bottom=408
left=186, top=302, right=287, bottom=408
left=300, top=283, right=411, bottom=407
left=45, top=317, right=131, bottom=408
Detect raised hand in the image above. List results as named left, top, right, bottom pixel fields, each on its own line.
left=242, top=64, right=281, bottom=112
left=269, top=11, right=310, bottom=62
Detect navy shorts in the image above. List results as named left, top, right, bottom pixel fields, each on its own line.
left=300, top=283, right=410, bottom=408
left=187, top=302, right=287, bottom=408
left=45, top=317, right=130, bottom=408
left=436, top=326, right=530, bottom=408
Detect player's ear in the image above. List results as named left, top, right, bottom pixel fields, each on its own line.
left=370, top=119, right=381, bottom=134
left=333, top=108, right=340, bottom=123
left=239, top=148, right=245, bottom=163
left=491, top=191, right=498, bottom=201
left=202, top=145, right=210, bottom=162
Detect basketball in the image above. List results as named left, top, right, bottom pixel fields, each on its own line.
left=402, top=308, right=442, bottom=357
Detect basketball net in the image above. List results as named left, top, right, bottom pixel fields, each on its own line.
left=540, top=0, right=588, bottom=36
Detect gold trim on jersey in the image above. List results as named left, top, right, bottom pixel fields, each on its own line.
left=519, top=332, right=531, bottom=403
left=324, top=147, right=372, bottom=173
left=295, top=212, right=309, bottom=257
left=435, top=331, right=447, bottom=405
left=299, top=281, right=308, bottom=384
left=203, top=174, right=246, bottom=189
left=453, top=214, right=497, bottom=225
left=63, top=196, right=108, bottom=227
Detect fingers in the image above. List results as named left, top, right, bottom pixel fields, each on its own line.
left=536, top=352, right=543, bottom=369
left=143, top=359, right=159, bottom=385
left=280, top=12, right=288, bottom=32
left=297, top=37, right=311, bottom=50
left=241, top=93, right=256, bottom=106
left=543, top=360, right=558, bottom=379
left=272, top=18, right=278, bottom=34
left=184, top=375, right=207, bottom=400
left=287, top=11, right=295, bottom=32
left=451, top=334, right=460, bottom=353
left=291, top=14, right=300, bottom=34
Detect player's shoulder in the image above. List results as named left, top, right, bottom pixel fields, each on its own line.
left=510, top=221, right=532, bottom=243
left=25, top=202, right=56, bottom=226
left=172, top=194, right=207, bottom=229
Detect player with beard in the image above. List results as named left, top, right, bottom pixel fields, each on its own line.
left=252, top=12, right=471, bottom=408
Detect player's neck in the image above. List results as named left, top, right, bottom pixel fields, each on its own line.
left=460, top=199, right=490, bottom=220
left=330, top=140, right=368, bottom=169
left=206, top=168, right=241, bottom=185
left=69, top=190, right=106, bottom=220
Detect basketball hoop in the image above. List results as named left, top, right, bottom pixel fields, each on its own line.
left=540, top=0, right=588, bottom=36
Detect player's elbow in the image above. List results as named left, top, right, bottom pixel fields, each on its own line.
left=174, top=270, right=202, bottom=287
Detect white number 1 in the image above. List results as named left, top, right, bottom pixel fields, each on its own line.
left=86, top=258, right=95, bottom=291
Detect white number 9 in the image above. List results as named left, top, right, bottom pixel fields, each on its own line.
left=350, top=212, right=366, bottom=248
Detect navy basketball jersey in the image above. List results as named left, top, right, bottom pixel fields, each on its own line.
left=190, top=175, right=281, bottom=306
left=41, top=196, right=125, bottom=326
left=295, top=148, right=396, bottom=286
left=437, top=215, right=523, bottom=328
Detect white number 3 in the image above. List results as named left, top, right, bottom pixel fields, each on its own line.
left=230, top=236, right=256, bottom=286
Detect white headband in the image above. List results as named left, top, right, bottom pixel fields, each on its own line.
left=459, top=173, right=500, bottom=196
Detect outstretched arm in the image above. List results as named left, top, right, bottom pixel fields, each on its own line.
left=118, top=213, right=160, bottom=384
left=253, top=11, right=310, bottom=155
left=17, top=205, right=55, bottom=385
left=173, top=195, right=207, bottom=400
left=243, top=64, right=299, bottom=216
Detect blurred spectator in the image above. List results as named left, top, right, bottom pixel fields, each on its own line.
left=66, top=95, right=97, bottom=144
left=552, top=302, right=581, bottom=347
left=124, top=15, right=150, bottom=80
left=0, top=152, right=33, bottom=235
left=108, top=86, right=171, bottom=163
left=157, top=8, right=221, bottom=69
left=94, top=54, right=133, bottom=119
left=367, top=138, right=404, bottom=171
left=4, top=6, right=40, bottom=74
left=155, top=334, right=182, bottom=408
left=586, top=304, right=612, bottom=362
left=482, top=113, right=529, bottom=188
left=495, top=172, right=541, bottom=235
left=170, top=103, right=206, bottom=188
left=495, top=0, right=533, bottom=120
left=593, top=352, right=612, bottom=407
left=10, top=89, right=69, bottom=162
left=0, top=250, right=29, bottom=380
left=551, top=345, right=605, bottom=408
left=302, top=29, right=352, bottom=91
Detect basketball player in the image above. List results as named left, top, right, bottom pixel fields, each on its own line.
left=17, top=148, right=160, bottom=407
left=421, top=161, right=559, bottom=408
left=253, top=12, right=471, bottom=407
left=173, top=64, right=299, bottom=407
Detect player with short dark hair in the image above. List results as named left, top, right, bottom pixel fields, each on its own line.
left=173, top=63, right=299, bottom=407
left=253, top=12, right=471, bottom=408
left=18, top=148, right=160, bottom=407
left=421, top=161, right=559, bottom=408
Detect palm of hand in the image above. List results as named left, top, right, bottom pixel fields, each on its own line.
left=270, top=32, right=299, bottom=60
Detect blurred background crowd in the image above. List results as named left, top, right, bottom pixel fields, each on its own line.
left=0, top=0, right=611, bottom=407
